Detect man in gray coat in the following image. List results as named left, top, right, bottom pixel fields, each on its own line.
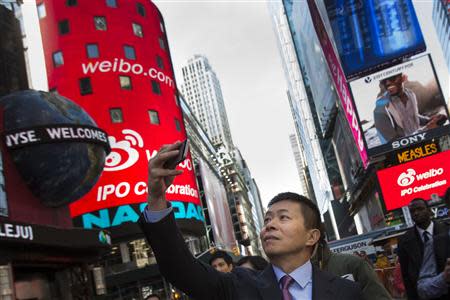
left=313, top=238, right=392, bottom=300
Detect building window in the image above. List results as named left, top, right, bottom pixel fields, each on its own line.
left=158, top=37, right=165, bottom=50
left=110, top=108, right=123, bottom=123
left=132, top=23, right=143, bottom=37
left=124, top=45, right=136, bottom=60
left=66, top=0, right=77, bottom=6
left=136, top=3, right=146, bottom=17
left=79, top=78, right=92, bottom=95
left=148, top=110, right=160, bottom=125
left=151, top=80, right=161, bottom=95
left=52, top=51, right=64, bottom=67
left=119, top=76, right=132, bottom=90
left=94, top=16, right=107, bottom=31
left=106, top=0, right=117, bottom=7
left=156, top=55, right=164, bottom=69
left=37, top=3, right=46, bottom=19
left=58, top=20, right=70, bottom=35
left=175, top=118, right=181, bottom=131
left=86, top=44, right=99, bottom=58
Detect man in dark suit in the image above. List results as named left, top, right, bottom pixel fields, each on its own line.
left=398, top=198, right=449, bottom=300
left=139, top=141, right=363, bottom=300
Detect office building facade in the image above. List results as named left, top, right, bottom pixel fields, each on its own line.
left=181, top=55, right=234, bottom=151
left=433, top=0, right=450, bottom=71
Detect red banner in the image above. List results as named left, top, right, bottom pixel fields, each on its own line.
left=377, top=151, right=450, bottom=210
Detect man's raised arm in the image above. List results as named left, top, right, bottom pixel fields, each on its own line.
left=139, top=141, right=234, bottom=300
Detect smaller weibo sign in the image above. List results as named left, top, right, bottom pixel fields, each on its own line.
left=377, top=151, right=450, bottom=211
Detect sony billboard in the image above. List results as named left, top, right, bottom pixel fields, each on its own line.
left=349, top=55, right=449, bottom=157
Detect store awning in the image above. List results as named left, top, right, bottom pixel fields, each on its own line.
left=371, top=231, right=406, bottom=244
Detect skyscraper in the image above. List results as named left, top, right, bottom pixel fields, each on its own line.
left=289, top=134, right=311, bottom=199
left=433, top=0, right=450, bottom=71
left=181, top=55, right=234, bottom=150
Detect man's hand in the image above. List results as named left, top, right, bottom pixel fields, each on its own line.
left=147, top=141, right=184, bottom=211
left=425, top=114, right=447, bottom=130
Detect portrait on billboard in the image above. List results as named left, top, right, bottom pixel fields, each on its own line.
left=350, top=55, right=449, bottom=156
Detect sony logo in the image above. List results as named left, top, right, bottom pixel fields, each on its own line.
left=392, top=133, right=427, bottom=149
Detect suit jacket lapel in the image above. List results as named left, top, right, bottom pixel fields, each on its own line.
left=433, top=222, right=449, bottom=269
left=312, top=266, right=334, bottom=300
left=257, top=265, right=282, bottom=300
left=408, top=228, right=423, bottom=268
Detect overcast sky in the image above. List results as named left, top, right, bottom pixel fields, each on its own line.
left=153, top=0, right=449, bottom=207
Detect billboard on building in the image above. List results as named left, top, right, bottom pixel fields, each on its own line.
left=36, top=0, right=204, bottom=234
left=198, top=159, right=237, bottom=252
left=350, top=55, right=449, bottom=157
left=307, top=0, right=369, bottom=169
left=324, top=0, right=426, bottom=79
left=377, top=150, right=450, bottom=211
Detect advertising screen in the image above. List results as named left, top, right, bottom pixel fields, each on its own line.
left=36, top=0, right=204, bottom=235
left=198, top=159, right=237, bottom=252
left=307, top=0, right=369, bottom=168
left=377, top=150, right=450, bottom=211
left=324, top=0, right=426, bottom=79
left=350, top=55, right=449, bottom=157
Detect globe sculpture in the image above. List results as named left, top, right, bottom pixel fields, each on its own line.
left=0, top=90, right=108, bottom=207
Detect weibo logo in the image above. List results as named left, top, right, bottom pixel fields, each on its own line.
left=105, top=129, right=143, bottom=171
left=397, top=169, right=416, bottom=187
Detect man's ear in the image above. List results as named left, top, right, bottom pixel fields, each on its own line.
left=306, top=229, right=321, bottom=247
left=402, top=74, right=408, bottom=83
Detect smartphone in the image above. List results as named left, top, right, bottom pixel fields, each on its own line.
left=164, top=139, right=189, bottom=169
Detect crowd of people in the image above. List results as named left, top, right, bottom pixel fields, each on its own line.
left=141, top=141, right=449, bottom=300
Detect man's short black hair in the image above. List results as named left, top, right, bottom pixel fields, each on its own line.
left=268, top=192, right=320, bottom=230
left=209, top=250, right=233, bottom=266
left=144, top=294, right=160, bottom=300
left=236, top=255, right=268, bottom=271
left=409, top=197, right=429, bottom=207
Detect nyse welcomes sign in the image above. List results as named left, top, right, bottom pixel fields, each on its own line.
left=377, top=151, right=450, bottom=210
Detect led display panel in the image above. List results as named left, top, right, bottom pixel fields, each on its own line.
left=37, top=0, right=204, bottom=234
left=324, top=0, right=426, bottom=79
left=377, top=150, right=450, bottom=211
left=350, top=55, right=449, bottom=157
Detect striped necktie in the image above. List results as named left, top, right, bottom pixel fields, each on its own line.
left=280, top=275, right=294, bottom=300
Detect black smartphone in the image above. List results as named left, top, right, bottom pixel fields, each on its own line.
left=164, top=140, right=189, bottom=169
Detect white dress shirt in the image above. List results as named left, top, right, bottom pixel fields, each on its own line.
left=273, top=261, right=313, bottom=300
left=416, top=222, right=434, bottom=243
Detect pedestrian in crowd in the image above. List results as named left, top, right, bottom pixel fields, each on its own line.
left=313, top=229, right=392, bottom=300
left=359, top=251, right=373, bottom=267
left=139, top=141, right=363, bottom=300
left=414, top=189, right=450, bottom=299
left=209, top=250, right=234, bottom=273
left=375, top=251, right=391, bottom=269
left=236, top=255, right=269, bottom=271
left=392, top=256, right=405, bottom=298
left=144, top=294, right=160, bottom=300
left=398, top=198, right=449, bottom=300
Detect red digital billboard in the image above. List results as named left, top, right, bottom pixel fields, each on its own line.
left=37, top=0, right=203, bottom=234
left=377, top=150, right=450, bottom=211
